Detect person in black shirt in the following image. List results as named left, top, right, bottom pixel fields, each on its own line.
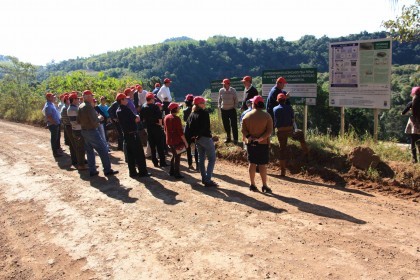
left=183, top=94, right=198, bottom=170
left=185, top=97, right=218, bottom=187
left=108, top=100, right=124, bottom=151
left=240, top=76, right=259, bottom=111
left=140, top=93, right=167, bottom=167
left=116, top=93, right=151, bottom=178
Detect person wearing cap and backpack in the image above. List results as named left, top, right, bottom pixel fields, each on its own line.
left=218, top=78, right=239, bottom=144
left=241, top=76, right=259, bottom=111
left=185, top=97, right=218, bottom=187
left=77, top=90, right=119, bottom=177
left=242, top=95, right=273, bottom=192
left=164, top=102, right=189, bottom=179
left=116, top=93, right=152, bottom=178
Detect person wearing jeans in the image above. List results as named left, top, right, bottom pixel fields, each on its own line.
left=77, top=90, right=118, bottom=177
left=185, top=96, right=218, bottom=187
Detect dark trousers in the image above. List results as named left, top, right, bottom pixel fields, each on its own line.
left=64, top=125, right=77, bottom=165
left=72, top=130, right=86, bottom=165
left=147, top=126, right=166, bottom=165
left=58, top=124, right=62, bottom=148
left=187, top=144, right=198, bottom=167
left=63, top=123, right=70, bottom=146
left=48, top=124, right=60, bottom=155
left=410, top=134, right=420, bottom=161
left=276, top=126, right=293, bottom=160
left=221, top=108, right=238, bottom=141
left=125, top=133, right=148, bottom=175
left=169, top=146, right=181, bottom=175
left=113, top=120, right=124, bottom=150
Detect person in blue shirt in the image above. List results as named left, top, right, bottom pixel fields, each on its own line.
left=266, top=77, right=288, bottom=123
left=43, top=92, right=62, bottom=157
left=273, top=93, right=294, bottom=177
left=240, top=99, right=253, bottom=124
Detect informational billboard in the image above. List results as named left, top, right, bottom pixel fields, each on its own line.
left=210, top=77, right=245, bottom=106
left=329, top=38, right=392, bottom=109
left=262, top=68, right=317, bottom=105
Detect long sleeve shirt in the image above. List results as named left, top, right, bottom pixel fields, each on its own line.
left=273, top=103, right=294, bottom=128
left=60, top=104, right=70, bottom=125
left=157, top=85, right=172, bottom=102
left=67, top=104, right=81, bottom=131
left=77, top=102, right=100, bottom=130
left=164, top=114, right=184, bottom=145
left=185, top=108, right=212, bottom=139
left=218, top=87, right=238, bottom=110
left=241, top=85, right=258, bottom=111
left=116, top=104, right=138, bottom=134
left=241, top=109, right=273, bottom=145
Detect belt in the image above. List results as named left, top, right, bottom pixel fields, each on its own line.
left=126, top=131, right=137, bottom=135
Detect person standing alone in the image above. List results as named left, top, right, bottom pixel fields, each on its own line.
left=218, top=78, right=238, bottom=144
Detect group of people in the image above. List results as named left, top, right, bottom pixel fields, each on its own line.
left=42, top=75, right=314, bottom=192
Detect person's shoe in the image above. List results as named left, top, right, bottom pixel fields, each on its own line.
left=129, top=172, right=139, bottom=178
left=262, top=185, right=272, bottom=193
left=169, top=170, right=175, bottom=176
left=204, top=180, right=218, bottom=187
left=77, top=164, right=88, bottom=170
left=138, top=172, right=152, bottom=177
left=173, top=174, right=184, bottom=179
left=104, top=169, right=119, bottom=176
left=412, top=158, right=418, bottom=164
left=90, top=171, right=99, bottom=177
left=224, top=139, right=232, bottom=144
left=160, top=162, right=168, bottom=167
left=249, top=184, right=258, bottom=192
left=53, top=153, right=63, bottom=158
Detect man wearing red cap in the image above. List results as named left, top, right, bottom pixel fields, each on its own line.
left=164, top=102, right=188, bottom=179
left=241, top=76, right=259, bottom=111
left=273, top=93, right=294, bottom=177
left=116, top=93, right=151, bottom=178
left=218, top=78, right=239, bottom=144
left=60, top=94, right=78, bottom=166
left=183, top=94, right=198, bottom=170
left=140, top=93, right=167, bottom=167
left=267, top=77, right=288, bottom=122
left=242, top=95, right=273, bottom=192
left=77, top=90, right=118, bottom=177
left=67, top=92, right=87, bottom=170
left=134, top=84, right=148, bottom=111
left=157, top=78, right=172, bottom=116
left=152, top=82, right=162, bottom=103
left=43, top=92, right=62, bottom=157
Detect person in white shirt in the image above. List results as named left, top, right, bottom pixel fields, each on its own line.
left=157, top=78, right=172, bottom=102
left=135, top=84, right=148, bottom=109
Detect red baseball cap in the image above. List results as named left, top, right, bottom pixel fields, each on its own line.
left=116, top=93, right=127, bottom=101
left=185, top=94, right=194, bottom=101
left=276, top=77, right=287, bottom=84
left=241, top=76, right=252, bottom=82
left=64, top=94, right=70, bottom=101
left=83, top=90, right=93, bottom=96
left=136, top=84, right=143, bottom=89
left=124, top=88, right=132, bottom=95
left=277, top=93, right=287, bottom=101
left=168, top=102, right=179, bottom=111
left=411, top=86, right=420, bottom=97
left=221, top=78, right=230, bottom=85
left=250, top=95, right=264, bottom=104
left=69, top=93, right=78, bottom=100
left=45, top=92, right=55, bottom=98
left=155, top=83, right=161, bottom=88
left=193, top=96, right=206, bottom=105
left=146, top=92, right=155, bottom=100
left=164, top=78, right=171, bottom=83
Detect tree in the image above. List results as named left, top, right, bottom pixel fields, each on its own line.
left=382, top=0, right=420, bottom=42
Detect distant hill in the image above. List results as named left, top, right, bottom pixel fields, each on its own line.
left=0, top=55, right=9, bottom=62
left=39, top=32, right=419, bottom=98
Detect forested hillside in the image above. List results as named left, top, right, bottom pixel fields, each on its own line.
left=39, top=32, right=419, bottom=97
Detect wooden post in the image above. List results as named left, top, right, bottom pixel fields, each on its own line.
left=340, top=107, right=345, bottom=138
left=303, top=104, right=308, bottom=137
left=373, top=108, right=379, bottom=143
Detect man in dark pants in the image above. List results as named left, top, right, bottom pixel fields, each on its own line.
left=116, top=93, right=152, bottom=178
left=108, top=100, right=124, bottom=151
left=218, top=78, right=239, bottom=144
left=266, top=76, right=288, bottom=122
left=42, top=92, right=62, bottom=157
left=140, top=93, right=167, bottom=167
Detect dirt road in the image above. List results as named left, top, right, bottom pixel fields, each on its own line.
left=0, top=120, right=418, bottom=279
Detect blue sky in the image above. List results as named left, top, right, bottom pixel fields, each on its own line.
left=0, top=0, right=414, bottom=65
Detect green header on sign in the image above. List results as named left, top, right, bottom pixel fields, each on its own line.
left=210, top=77, right=245, bottom=92
left=374, top=41, right=391, bottom=50
left=262, top=68, right=317, bottom=84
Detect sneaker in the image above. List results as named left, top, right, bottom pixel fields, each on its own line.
left=138, top=172, right=152, bottom=177
left=262, top=185, right=272, bottom=193
left=204, top=180, right=218, bottom=187
left=104, top=169, right=119, bottom=176
left=249, top=184, right=258, bottom=192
